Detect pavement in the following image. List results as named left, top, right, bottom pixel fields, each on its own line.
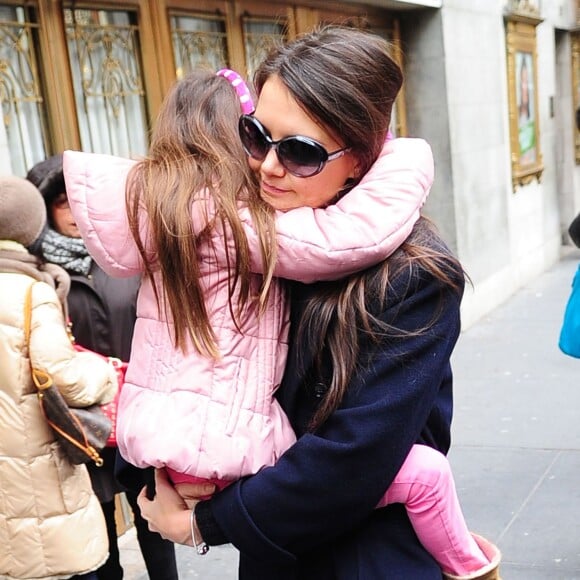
left=118, top=249, right=580, bottom=579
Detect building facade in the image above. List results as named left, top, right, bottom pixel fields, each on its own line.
left=1, top=0, right=579, bottom=326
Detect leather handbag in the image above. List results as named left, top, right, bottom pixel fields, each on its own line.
left=559, top=264, right=580, bottom=358
left=23, top=283, right=112, bottom=465
left=73, top=344, right=127, bottom=447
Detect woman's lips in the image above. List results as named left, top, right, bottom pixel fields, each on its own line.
left=261, top=180, right=290, bottom=197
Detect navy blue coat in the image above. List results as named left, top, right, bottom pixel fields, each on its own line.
left=199, top=236, right=464, bottom=580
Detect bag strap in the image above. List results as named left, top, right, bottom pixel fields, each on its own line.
left=23, top=283, right=53, bottom=390
left=23, top=282, right=104, bottom=466
left=23, top=283, right=34, bottom=350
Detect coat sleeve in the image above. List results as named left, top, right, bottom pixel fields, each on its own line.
left=66, top=140, right=432, bottom=284
left=64, top=151, right=144, bottom=277
left=569, top=213, right=580, bottom=248
left=204, top=266, right=462, bottom=563
left=27, top=283, right=117, bottom=407
left=223, top=138, right=433, bottom=283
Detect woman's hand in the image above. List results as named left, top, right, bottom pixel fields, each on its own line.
left=137, top=468, right=213, bottom=546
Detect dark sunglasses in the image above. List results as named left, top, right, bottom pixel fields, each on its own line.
left=238, top=114, right=350, bottom=178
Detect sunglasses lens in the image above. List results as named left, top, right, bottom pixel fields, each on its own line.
left=239, top=116, right=269, bottom=160
left=277, top=138, right=325, bottom=177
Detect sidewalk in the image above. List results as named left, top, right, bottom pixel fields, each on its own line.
left=119, top=251, right=580, bottom=579
left=449, top=249, right=580, bottom=579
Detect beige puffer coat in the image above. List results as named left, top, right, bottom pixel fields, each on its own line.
left=0, top=271, right=117, bottom=580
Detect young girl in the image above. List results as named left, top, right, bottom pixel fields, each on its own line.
left=64, top=68, right=498, bottom=578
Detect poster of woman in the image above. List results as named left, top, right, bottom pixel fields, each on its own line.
left=516, top=50, right=536, bottom=165
left=505, top=11, right=543, bottom=188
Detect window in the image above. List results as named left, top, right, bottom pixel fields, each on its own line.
left=242, top=16, right=288, bottom=77
left=65, top=7, right=148, bottom=157
left=170, top=12, right=229, bottom=78
left=0, top=4, right=48, bottom=175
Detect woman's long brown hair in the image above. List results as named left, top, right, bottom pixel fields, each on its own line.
left=126, top=70, right=277, bottom=358
left=255, top=26, right=465, bottom=429
left=301, top=219, right=464, bottom=429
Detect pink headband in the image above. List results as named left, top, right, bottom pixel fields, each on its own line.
left=216, top=68, right=255, bottom=115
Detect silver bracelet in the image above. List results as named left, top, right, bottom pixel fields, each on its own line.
left=190, top=507, right=210, bottom=555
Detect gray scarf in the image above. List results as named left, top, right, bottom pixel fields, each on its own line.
left=41, top=227, right=92, bottom=276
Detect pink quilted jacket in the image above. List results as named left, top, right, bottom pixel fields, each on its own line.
left=63, top=138, right=433, bottom=484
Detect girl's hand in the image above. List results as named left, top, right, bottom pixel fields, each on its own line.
left=137, top=468, right=195, bottom=545
left=175, top=481, right=216, bottom=510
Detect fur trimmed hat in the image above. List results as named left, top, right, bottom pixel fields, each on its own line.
left=0, top=176, right=47, bottom=247
left=26, top=154, right=65, bottom=206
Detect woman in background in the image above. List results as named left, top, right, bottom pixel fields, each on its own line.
left=0, top=175, right=116, bottom=579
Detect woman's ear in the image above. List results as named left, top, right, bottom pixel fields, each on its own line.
left=349, top=156, right=362, bottom=180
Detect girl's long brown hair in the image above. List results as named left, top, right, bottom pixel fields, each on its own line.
left=126, top=70, right=277, bottom=358
left=255, top=26, right=465, bottom=429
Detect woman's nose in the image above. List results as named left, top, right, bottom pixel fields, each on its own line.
left=259, top=147, right=285, bottom=177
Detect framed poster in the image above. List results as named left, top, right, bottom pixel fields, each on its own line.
left=505, top=12, right=544, bottom=189
left=515, top=50, right=537, bottom=166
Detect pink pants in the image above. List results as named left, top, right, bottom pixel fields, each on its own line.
left=377, top=444, right=488, bottom=576
left=168, top=445, right=487, bottom=576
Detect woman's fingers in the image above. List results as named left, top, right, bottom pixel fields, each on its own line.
left=137, top=469, right=193, bottom=545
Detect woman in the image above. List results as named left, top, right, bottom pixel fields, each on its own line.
left=137, top=27, right=500, bottom=579
left=0, top=176, right=116, bottom=579
left=26, top=155, right=178, bottom=580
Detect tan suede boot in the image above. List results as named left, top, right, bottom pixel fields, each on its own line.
left=443, top=533, right=501, bottom=580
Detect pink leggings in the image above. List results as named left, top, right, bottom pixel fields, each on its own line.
left=168, top=445, right=487, bottom=575
left=377, top=444, right=488, bottom=576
